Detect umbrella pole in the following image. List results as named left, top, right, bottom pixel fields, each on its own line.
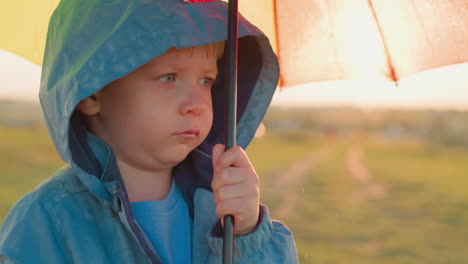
left=223, top=0, right=238, bottom=263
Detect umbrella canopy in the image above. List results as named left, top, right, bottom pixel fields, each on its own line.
left=0, top=0, right=58, bottom=65
left=2, top=0, right=467, bottom=86
left=239, top=0, right=468, bottom=86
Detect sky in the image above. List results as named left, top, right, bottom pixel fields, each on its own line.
left=0, top=49, right=40, bottom=101
left=1, top=49, right=468, bottom=109
left=272, top=62, right=468, bottom=109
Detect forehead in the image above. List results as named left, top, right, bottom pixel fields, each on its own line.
left=140, top=46, right=219, bottom=72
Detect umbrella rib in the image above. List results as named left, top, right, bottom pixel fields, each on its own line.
left=409, top=0, right=434, bottom=52
left=327, top=0, right=343, bottom=79
left=273, top=0, right=284, bottom=88
left=367, top=0, right=398, bottom=82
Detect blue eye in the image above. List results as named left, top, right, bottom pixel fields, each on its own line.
left=200, top=77, right=214, bottom=87
left=159, top=73, right=176, bottom=83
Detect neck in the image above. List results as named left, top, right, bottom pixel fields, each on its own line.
left=116, top=158, right=173, bottom=202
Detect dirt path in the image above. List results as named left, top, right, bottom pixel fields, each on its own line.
left=272, top=145, right=334, bottom=220
left=344, top=143, right=389, bottom=254
left=345, top=144, right=388, bottom=202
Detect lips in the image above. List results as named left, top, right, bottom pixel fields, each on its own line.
left=174, top=129, right=200, bottom=138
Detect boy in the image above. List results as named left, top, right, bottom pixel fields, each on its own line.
left=0, top=0, right=298, bottom=263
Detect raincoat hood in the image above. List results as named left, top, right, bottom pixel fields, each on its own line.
left=39, top=0, right=279, bottom=205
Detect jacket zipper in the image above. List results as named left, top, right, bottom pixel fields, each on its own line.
left=114, top=184, right=163, bottom=264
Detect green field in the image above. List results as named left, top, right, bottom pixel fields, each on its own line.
left=1, top=125, right=467, bottom=263
left=0, top=125, right=64, bottom=219
left=250, top=135, right=468, bottom=263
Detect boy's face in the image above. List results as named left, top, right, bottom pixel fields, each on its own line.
left=88, top=46, right=218, bottom=171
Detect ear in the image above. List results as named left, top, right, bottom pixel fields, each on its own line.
left=76, top=94, right=100, bottom=116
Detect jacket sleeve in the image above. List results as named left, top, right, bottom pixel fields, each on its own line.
left=206, top=205, right=299, bottom=264
left=0, top=199, right=69, bottom=264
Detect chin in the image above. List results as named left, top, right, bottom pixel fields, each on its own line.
left=167, top=148, right=193, bottom=164
left=153, top=144, right=197, bottom=168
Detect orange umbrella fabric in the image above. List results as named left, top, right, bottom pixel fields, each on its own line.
left=1, top=0, right=467, bottom=87
left=240, top=0, right=468, bottom=87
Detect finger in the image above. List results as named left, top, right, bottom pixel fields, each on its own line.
left=211, top=167, right=254, bottom=191
left=215, top=146, right=252, bottom=169
left=213, top=181, right=250, bottom=204
left=212, top=143, right=225, bottom=170
left=215, top=198, right=244, bottom=220
left=215, top=199, right=259, bottom=235
left=215, top=197, right=259, bottom=219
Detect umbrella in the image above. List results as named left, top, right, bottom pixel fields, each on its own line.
left=223, top=0, right=238, bottom=263
left=0, top=0, right=57, bottom=66
left=222, top=0, right=468, bottom=261
left=1, top=0, right=467, bottom=82
left=238, top=0, right=468, bottom=86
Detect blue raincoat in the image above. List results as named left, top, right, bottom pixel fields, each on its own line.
left=0, top=0, right=298, bottom=263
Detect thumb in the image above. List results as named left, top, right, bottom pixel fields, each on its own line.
left=212, top=143, right=225, bottom=170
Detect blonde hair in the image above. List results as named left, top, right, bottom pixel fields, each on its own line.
left=211, top=41, right=226, bottom=59
left=188, top=41, right=225, bottom=60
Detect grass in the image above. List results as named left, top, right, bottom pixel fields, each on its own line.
left=266, top=136, right=468, bottom=263
left=0, top=125, right=64, bottom=221
left=246, top=131, right=324, bottom=211
left=362, top=139, right=468, bottom=263
left=1, top=125, right=467, bottom=263
left=247, top=131, right=323, bottom=176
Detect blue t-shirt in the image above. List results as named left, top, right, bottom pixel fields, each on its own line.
left=131, top=180, right=192, bottom=264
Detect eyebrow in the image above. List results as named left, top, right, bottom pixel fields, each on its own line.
left=200, top=67, right=219, bottom=76
left=153, top=61, right=218, bottom=76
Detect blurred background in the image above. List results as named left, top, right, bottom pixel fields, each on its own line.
left=1, top=0, right=468, bottom=263
left=2, top=77, right=468, bottom=263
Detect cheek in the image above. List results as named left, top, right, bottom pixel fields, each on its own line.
left=99, top=94, right=148, bottom=137
left=204, top=98, right=214, bottom=134
left=205, top=110, right=214, bottom=130
left=205, top=93, right=214, bottom=120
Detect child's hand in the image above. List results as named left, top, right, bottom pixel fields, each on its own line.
left=211, top=144, right=260, bottom=236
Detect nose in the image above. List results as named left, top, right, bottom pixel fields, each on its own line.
left=180, top=85, right=208, bottom=116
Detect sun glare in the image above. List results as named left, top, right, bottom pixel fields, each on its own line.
left=336, top=1, right=389, bottom=80
left=272, top=63, right=468, bottom=110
